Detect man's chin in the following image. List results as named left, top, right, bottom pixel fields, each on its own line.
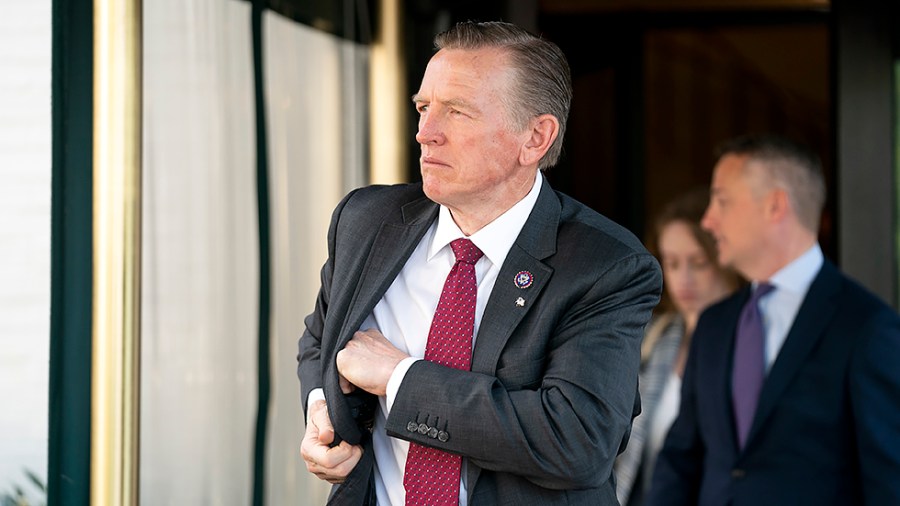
left=715, top=246, right=731, bottom=267
left=421, top=181, right=444, bottom=205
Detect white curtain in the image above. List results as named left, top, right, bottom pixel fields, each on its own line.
left=141, top=2, right=369, bottom=504
left=263, top=11, right=369, bottom=505
left=141, top=0, right=258, bottom=504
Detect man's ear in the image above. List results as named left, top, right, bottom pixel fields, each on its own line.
left=519, top=114, right=559, bottom=167
left=766, top=187, right=790, bottom=222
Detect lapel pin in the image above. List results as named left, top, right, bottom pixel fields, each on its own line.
left=516, top=297, right=526, bottom=307
left=514, top=271, right=533, bottom=289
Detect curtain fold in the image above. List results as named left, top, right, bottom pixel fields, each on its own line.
left=263, top=11, right=369, bottom=505
left=141, top=2, right=369, bottom=504
left=141, top=1, right=258, bottom=503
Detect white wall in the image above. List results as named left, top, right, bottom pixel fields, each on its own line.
left=0, top=0, right=52, bottom=501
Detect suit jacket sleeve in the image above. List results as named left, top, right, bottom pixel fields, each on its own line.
left=850, top=306, right=900, bottom=504
left=386, top=250, right=662, bottom=490
left=644, top=313, right=706, bottom=506
left=297, top=189, right=358, bottom=418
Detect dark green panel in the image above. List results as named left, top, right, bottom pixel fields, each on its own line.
left=49, top=0, right=93, bottom=504
left=250, top=1, right=272, bottom=504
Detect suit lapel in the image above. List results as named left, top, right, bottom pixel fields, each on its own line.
left=707, top=291, right=747, bottom=454
left=745, top=261, right=842, bottom=448
left=328, top=196, right=438, bottom=445
left=338, top=197, right=438, bottom=348
left=471, top=243, right=553, bottom=374
left=467, top=177, right=559, bottom=497
left=471, top=177, right=559, bottom=374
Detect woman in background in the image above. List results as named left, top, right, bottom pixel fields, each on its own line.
left=615, top=189, right=741, bottom=506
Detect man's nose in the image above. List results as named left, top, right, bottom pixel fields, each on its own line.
left=415, top=112, right=445, bottom=145
left=701, top=206, right=715, bottom=232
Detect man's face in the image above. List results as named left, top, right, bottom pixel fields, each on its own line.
left=413, top=47, right=535, bottom=214
left=702, top=154, right=769, bottom=276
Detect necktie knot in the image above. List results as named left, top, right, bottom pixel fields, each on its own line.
left=451, top=238, right=483, bottom=265
left=749, top=282, right=775, bottom=304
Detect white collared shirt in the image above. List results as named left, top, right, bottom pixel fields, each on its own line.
left=759, top=244, right=824, bottom=371
left=311, top=174, right=542, bottom=506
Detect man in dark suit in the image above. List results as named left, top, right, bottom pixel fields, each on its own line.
left=647, top=134, right=900, bottom=506
left=297, top=21, right=662, bottom=505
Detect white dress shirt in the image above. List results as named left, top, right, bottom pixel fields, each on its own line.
left=310, top=174, right=542, bottom=506
left=759, top=244, right=824, bottom=371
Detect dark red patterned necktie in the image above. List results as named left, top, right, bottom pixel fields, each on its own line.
left=403, top=238, right=482, bottom=506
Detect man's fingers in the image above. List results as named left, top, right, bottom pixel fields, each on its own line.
left=339, top=374, right=355, bottom=394
left=309, top=400, right=335, bottom=445
left=325, top=443, right=363, bottom=482
left=336, top=330, right=407, bottom=397
left=302, top=436, right=352, bottom=468
left=301, top=401, right=363, bottom=484
left=303, top=441, right=363, bottom=484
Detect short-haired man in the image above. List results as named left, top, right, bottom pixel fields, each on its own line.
left=298, top=21, right=662, bottom=505
left=647, top=134, right=900, bottom=505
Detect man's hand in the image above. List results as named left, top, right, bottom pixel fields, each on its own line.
left=300, top=399, right=363, bottom=484
left=336, top=329, right=409, bottom=397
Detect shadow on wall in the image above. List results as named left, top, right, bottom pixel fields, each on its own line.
left=1, top=468, right=45, bottom=506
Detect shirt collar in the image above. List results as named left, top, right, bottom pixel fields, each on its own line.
left=428, top=173, right=543, bottom=267
left=766, top=243, right=824, bottom=296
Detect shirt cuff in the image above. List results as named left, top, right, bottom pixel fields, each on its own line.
left=306, top=388, right=326, bottom=422
left=386, top=357, right=422, bottom=413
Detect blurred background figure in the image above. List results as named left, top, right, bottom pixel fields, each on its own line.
left=615, top=189, right=740, bottom=506
left=647, top=134, right=900, bottom=506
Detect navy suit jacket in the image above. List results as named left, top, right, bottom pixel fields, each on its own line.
left=647, top=260, right=900, bottom=506
left=298, top=179, right=662, bottom=505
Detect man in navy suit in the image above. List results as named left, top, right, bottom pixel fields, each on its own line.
left=298, top=21, right=661, bottom=505
left=646, top=134, right=900, bottom=505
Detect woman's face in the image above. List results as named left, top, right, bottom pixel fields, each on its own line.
left=658, top=220, right=730, bottom=318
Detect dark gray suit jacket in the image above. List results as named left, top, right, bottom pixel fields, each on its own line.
left=298, top=178, right=662, bottom=505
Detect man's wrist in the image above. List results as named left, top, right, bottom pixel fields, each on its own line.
left=306, top=388, right=326, bottom=423
left=386, top=357, right=421, bottom=412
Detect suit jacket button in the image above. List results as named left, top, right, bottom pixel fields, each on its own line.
left=428, top=427, right=439, bottom=439
left=438, top=431, right=449, bottom=442
left=418, top=423, right=430, bottom=435
left=731, top=468, right=746, bottom=479
left=407, top=421, right=418, bottom=433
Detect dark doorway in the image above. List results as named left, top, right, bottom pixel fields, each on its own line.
left=540, top=7, right=832, bottom=255
left=402, top=1, right=835, bottom=256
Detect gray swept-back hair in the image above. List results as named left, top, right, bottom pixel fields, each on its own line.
left=434, top=21, right=572, bottom=170
left=716, top=134, right=826, bottom=233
